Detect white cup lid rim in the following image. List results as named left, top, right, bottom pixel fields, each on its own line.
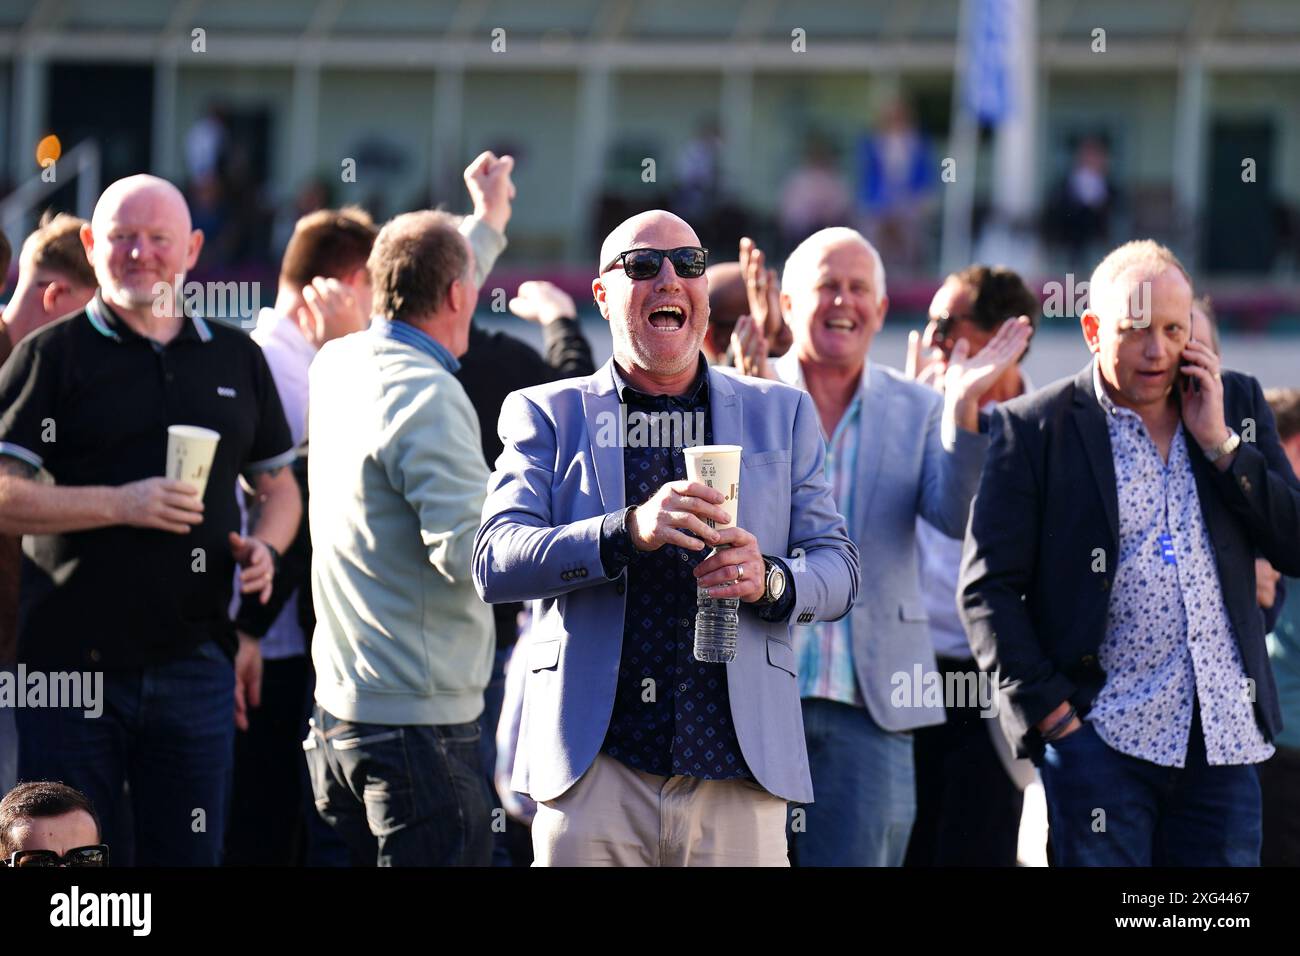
left=167, top=425, right=222, bottom=440
left=681, top=444, right=743, bottom=455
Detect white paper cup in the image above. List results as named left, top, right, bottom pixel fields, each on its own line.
left=166, top=425, right=221, bottom=500
left=682, top=444, right=741, bottom=530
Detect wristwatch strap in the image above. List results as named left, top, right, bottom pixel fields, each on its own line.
left=757, top=557, right=780, bottom=606
left=1203, top=429, right=1240, bottom=463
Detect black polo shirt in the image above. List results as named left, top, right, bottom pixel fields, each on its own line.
left=0, top=294, right=294, bottom=669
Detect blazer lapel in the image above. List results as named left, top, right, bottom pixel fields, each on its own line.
left=1070, top=363, right=1120, bottom=544
left=854, top=365, right=890, bottom=519
left=582, top=359, right=625, bottom=512
left=707, top=367, right=748, bottom=528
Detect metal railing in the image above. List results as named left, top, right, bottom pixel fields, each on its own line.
left=0, top=139, right=100, bottom=252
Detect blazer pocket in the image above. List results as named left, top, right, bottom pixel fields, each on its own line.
left=899, top=599, right=929, bottom=622
left=766, top=637, right=797, bottom=678
left=743, top=449, right=793, bottom=467
left=528, top=638, right=562, bottom=672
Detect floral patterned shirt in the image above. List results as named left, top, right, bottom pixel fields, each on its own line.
left=1089, top=361, right=1273, bottom=767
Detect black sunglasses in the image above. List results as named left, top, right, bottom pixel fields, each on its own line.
left=601, top=246, right=708, bottom=280
left=4, top=844, right=110, bottom=868
left=928, top=310, right=967, bottom=342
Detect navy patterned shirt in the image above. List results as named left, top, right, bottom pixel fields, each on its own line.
left=597, top=359, right=752, bottom=780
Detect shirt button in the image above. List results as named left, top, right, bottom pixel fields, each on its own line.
left=681, top=552, right=690, bottom=562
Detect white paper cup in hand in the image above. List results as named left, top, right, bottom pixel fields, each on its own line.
left=685, top=444, right=743, bottom=664
left=682, top=444, right=741, bottom=531
left=166, top=425, right=221, bottom=501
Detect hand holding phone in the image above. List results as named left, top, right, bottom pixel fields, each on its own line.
left=1178, top=337, right=1233, bottom=458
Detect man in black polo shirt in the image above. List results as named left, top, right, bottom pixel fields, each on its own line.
left=0, top=174, right=299, bottom=866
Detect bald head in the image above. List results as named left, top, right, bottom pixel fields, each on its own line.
left=598, top=209, right=700, bottom=272
left=92, top=175, right=193, bottom=235
left=705, top=263, right=746, bottom=322
left=83, top=174, right=203, bottom=319
left=702, top=262, right=746, bottom=361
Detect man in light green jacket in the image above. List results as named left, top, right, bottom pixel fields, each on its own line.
left=305, top=207, right=494, bottom=866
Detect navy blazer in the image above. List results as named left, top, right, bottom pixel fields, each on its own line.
left=959, top=363, right=1300, bottom=760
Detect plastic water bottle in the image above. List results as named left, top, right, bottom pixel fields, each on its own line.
left=694, top=588, right=739, bottom=663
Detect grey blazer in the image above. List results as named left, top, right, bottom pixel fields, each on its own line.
left=473, top=359, right=860, bottom=803
left=774, top=351, right=989, bottom=732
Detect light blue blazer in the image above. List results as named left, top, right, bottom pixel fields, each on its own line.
left=473, top=359, right=859, bottom=803
left=774, top=351, right=989, bottom=732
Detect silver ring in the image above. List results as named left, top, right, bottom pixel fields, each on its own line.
left=736, top=563, right=745, bottom=580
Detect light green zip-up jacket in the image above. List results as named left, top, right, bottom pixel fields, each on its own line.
left=306, top=218, right=503, bottom=726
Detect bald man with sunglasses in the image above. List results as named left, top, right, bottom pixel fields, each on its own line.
left=474, top=210, right=858, bottom=866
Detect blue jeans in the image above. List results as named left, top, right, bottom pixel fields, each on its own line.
left=791, top=697, right=916, bottom=866
left=479, top=642, right=526, bottom=866
left=1040, top=715, right=1262, bottom=866
left=15, top=640, right=235, bottom=866
left=305, top=705, right=493, bottom=866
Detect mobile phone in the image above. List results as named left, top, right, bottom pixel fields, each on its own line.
left=1179, top=331, right=1201, bottom=394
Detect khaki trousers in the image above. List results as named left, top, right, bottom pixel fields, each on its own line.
left=531, top=752, right=789, bottom=866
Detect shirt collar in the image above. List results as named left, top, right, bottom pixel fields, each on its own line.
left=86, top=291, right=213, bottom=346
left=370, top=316, right=461, bottom=374
left=610, top=353, right=710, bottom=408
left=1092, top=355, right=1125, bottom=417
left=777, top=349, right=871, bottom=400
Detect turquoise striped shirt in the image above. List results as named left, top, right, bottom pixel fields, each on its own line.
left=782, top=359, right=868, bottom=705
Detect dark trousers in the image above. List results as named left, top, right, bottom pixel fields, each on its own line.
left=1039, top=706, right=1261, bottom=866
left=224, top=654, right=311, bottom=865
left=305, top=704, right=493, bottom=866
left=905, top=658, right=1024, bottom=866
left=479, top=641, right=533, bottom=867
left=16, top=640, right=235, bottom=866
left=1259, top=743, right=1300, bottom=866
